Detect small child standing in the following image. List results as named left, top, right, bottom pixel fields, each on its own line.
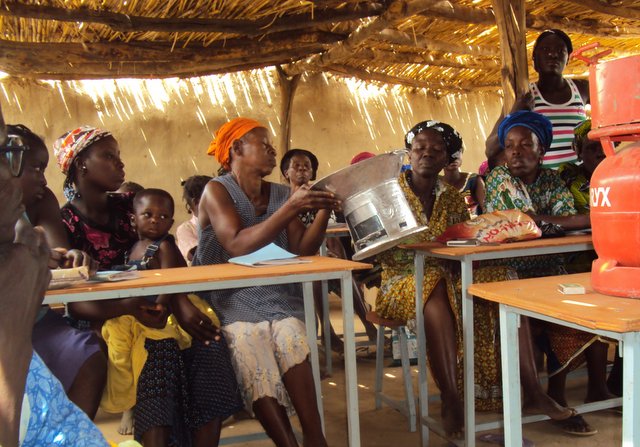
left=101, top=188, right=242, bottom=446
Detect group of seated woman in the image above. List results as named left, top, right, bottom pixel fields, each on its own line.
left=372, top=110, right=613, bottom=438
left=10, top=98, right=612, bottom=446
left=13, top=116, right=345, bottom=447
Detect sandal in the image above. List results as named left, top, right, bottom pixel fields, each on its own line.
left=553, top=414, right=598, bottom=436
left=355, top=345, right=377, bottom=359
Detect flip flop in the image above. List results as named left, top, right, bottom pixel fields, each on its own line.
left=338, top=345, right=376, bottom=360
left=355, top=345, right=377, bottom=359
left=553, top=414, right=598, bottom=436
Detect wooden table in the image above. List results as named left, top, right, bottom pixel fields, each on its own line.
left=469, top=273, right=637, bottom=446
left=46, top=256, right=370, bottom=447
left=403, top=234, right=594, bottom=446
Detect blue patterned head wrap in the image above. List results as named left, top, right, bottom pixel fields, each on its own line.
left=498, top=111, right=553, bottom=153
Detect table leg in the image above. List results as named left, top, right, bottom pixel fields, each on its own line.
left=340, top=271, right=360, bottom=447
left=499, top=304, right=522, bottom=446
left=414, top=253, right=429, bottom=447
left=321, top=280, right=331, bottom=375
left=461, top=258, right=475, bottom=446
left=319, top=240, right=332, bottom=375
left=303, top=281, right=325, bottom=433
left=621, top=332, right=640, bottom=446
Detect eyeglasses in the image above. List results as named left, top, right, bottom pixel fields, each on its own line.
left=0, top=134, right=29, bottom=177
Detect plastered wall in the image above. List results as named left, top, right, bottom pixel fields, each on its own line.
left=0, top=70, right=503, bottom=224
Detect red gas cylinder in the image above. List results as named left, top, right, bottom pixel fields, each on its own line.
left=588, top=54, right=640, bottom=297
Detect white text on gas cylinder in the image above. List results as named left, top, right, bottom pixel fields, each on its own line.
left=590, top=187, right=611, bottom=207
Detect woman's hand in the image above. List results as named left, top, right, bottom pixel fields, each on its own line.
left=511, top=91, right=534, bottom=113
left=289, top=185, right=341, bottom=212
left=171, top=295, right=221, bottom=344
left=62, top=248, right=94, bottom=268
left=124, top=298, right=169, bottom=329
left=49, top=247, right=96, bottom=272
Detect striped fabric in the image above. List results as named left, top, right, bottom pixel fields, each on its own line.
left=530, top=79, right=587, bottom=169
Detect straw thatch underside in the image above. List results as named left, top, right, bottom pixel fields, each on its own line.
left=1, top=0, right=639, bottom=94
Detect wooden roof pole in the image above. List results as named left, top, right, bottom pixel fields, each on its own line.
left=491, top=0, right=528, bottom=114
left=326, top=64, right=499, bottom=93
left=284, top=0, right=438, bottom=76
left=276, top=66, right=301, bottom=163
left=562, top=0, right=640, bottom=20
left=352, top=48, right=500, bottom=71
left=375, top=29, right=499, bottom=58
left=415, top=2, right=640, bottom=38
left=0, top=2, right=385, bottom=36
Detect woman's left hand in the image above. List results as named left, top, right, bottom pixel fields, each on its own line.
left=171, top=295, right=221, bottom=344
left=50, top=248, right=97, bottom=272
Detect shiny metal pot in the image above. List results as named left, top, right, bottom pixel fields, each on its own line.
left=312, top=150, right=427, bottom=260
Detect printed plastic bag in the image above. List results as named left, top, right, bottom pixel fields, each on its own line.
left=436, top=210, right=541, bottom=244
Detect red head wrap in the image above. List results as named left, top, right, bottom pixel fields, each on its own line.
left=350, top=151, right=376, bottom=165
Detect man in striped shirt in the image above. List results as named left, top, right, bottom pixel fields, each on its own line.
left=486, top=29, right=589, bottom=170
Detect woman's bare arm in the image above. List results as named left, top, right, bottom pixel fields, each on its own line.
left=531, top=213, right=591, bottom=230
left=0, top=223, right=50, bottom=447
left=474, top=176, right=486, bottom=212
left=28, top=188, right=92, bottom=269
left=199, top=182, right=338, bottom=257
left=287, top=208, right=332, bottom=255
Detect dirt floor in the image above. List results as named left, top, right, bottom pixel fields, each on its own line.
left=97, top=294, right=623, bottom=446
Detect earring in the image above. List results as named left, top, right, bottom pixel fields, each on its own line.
left=81, top=165, right=88, bottom=176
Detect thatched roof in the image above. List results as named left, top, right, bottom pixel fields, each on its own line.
left=1, top=0, right=640, bottom=95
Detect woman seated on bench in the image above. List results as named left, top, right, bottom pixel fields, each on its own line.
left=193, top=118, right=340, bottom=447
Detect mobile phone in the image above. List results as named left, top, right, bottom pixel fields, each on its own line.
left=446, top=239, right=480, bottom=246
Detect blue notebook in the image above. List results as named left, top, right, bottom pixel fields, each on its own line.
left=228, top=243, right=311, bottom=267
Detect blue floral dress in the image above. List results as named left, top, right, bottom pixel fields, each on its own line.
left=20, top=353, right=108, bottom=447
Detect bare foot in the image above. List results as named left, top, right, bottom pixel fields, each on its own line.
left=441, top=395, right=464, bottom=438
left=522, top=394, right=575, bottom=421
left=118, top=408, right=134, bottom=435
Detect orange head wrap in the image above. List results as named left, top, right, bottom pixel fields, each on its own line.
left=207, top=117, right=264, bottom=169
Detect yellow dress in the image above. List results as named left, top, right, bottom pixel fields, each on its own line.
left=100, top=294, right=219, bottom=413
left=375, top=172, right=515, bottom=411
